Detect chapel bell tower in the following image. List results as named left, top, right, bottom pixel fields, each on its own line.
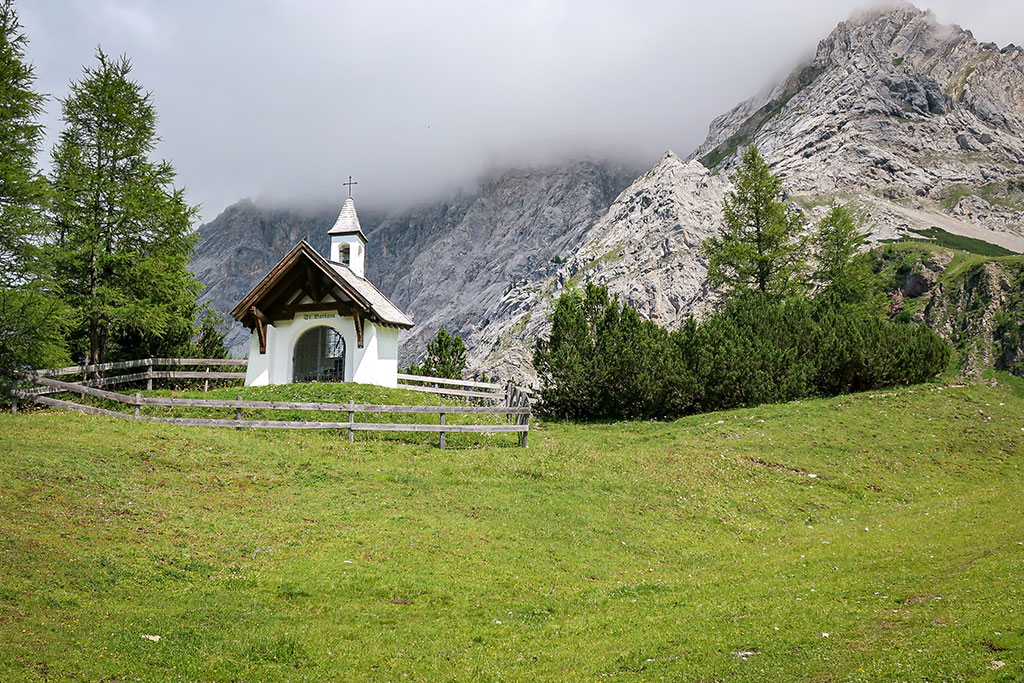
left=328, top=178, right=367, bottom=278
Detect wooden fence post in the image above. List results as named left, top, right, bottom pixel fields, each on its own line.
left=134, top=392, right=141, bottom=419
left=347, top=400, right=355, bottom=443
left=439, top=410, right=446, bottom=449
left=514, top=386, right=529, bottom=448
left=235, top=396, right=243, bottom=428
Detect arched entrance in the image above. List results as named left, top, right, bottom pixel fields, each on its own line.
left=292, top=326, right=346, bottom=383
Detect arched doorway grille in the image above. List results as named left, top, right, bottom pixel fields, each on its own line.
left=292, top=326, right=346, bottom=383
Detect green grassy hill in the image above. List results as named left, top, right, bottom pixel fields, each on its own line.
left=2, top=379, right=1023, bottom=680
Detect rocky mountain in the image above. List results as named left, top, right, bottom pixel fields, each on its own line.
left=467, top=2, right=1024, bottom=381
left=879, top=245, right=1024, bottom=377
left=192, top=1, right=1024, bottom=383
left=358, top=161, right=638, bottom=363
left=692, top=1, right=1024, bottom=244
left=467, top=152, right=730, bottom=379
left=192, top=161, right=637, bottom=361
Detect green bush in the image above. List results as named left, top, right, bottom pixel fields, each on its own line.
left=535, top=286, right=950, bottom=420
left=690, top=294, right=818, bottom=411
left=534, top=284, right=693, bottom=419
left=404, top=327, right=467, bottom=380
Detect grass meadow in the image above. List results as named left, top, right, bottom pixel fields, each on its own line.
left=1, top=377, right=1023, bottom=680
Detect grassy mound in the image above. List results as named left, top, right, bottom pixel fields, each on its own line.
left=899, top=226, right=1016, bottom=258
left=147, top=381, right=472, bottom=406
left=1, top=379, right=1023, bottom=680
left=44, top=381, right=513, bottom=448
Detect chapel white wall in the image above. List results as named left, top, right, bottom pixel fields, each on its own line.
left=242, top=312, right=399, bottom=388
left=330, top=236, right=365, bottom=278
left=243, top=333, right=270, bottom=386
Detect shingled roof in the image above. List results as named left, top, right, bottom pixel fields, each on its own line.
left=230, top=240, right=413, bottom=329
left=327, top=197, right=367, bottom=241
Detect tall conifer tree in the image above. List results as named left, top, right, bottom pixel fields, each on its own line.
left=51, top=50, right=201, bottom=364
left=811, top=203, right=885, bottom=316
left=0, top=0, right=68, bottom=377
left=702, top=146, right=808, bottom=303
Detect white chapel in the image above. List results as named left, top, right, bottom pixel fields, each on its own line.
left=231, top=192, right=413, bottom=387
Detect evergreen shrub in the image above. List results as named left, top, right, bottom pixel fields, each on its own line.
left=534, top=285, right=950, bottom=420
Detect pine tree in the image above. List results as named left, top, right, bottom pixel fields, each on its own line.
left=0, top=0, right=68, bottom=378
left=50, top=50, right=201, bottom=365
left=187, top=306, right=229, bottom=359
left=702, top=146, right=807, bottom=303
left=812, top=203, right=885, bottom=316
left=422, top=327, right=467, bottom=379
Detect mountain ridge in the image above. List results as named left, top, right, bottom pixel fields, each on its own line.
left=191, top=160, right=639, bottom=361
left=191, top=1, right=1024, bottom=382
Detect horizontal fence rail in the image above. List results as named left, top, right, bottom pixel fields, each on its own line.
left=8, top=361, right=532, bottom=449
left=396, top=373, right=505, bottom=403
left=396, top=373, right=503, bottom=390
left=395, top=384, right=502, bottom=402
left=28, top=396, right=528, bottom=433
left=28, top=358, right=248, bottom=395
left=38, top=357, right=248, bottom=377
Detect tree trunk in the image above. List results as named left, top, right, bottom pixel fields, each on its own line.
left=88, top=244, right=99, bottom=373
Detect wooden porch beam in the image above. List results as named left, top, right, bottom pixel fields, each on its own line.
left=260, top=268, right=306, bottom=314
left=250, top=306, right=269, bottom=354
left=305, top=263, right=321, bottom=303
left=353, top=310, right=365, bottom=349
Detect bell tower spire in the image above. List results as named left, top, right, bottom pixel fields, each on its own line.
left=328, top=178, right=367, bottom=277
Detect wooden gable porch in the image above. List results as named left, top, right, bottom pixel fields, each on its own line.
left=230, top=241, right=373, bottom=354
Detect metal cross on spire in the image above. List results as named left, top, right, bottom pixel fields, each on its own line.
left=343, top=175, right=358, bottom=198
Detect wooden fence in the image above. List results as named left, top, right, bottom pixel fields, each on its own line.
left=396, top=373, right=537, bottom=404
left=31, top=357, right=248, bottom=392
left=8, top=359, right=532, bottom=449
left=26, top=359, right=522, bottom=403
left=396, top=372, right=505, bottom=402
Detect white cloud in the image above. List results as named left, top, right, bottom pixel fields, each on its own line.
left=16, top=0, right=1024, bottom=221
left=94, top=0, right=168, bottom=47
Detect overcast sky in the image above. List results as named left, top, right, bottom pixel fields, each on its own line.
left=17, top=0, right=1024, bottom=221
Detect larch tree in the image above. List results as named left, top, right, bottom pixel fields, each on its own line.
left=811, top=203, right=885, bottom=317
left=0, top=0, right=68, bottom=378
left=702, top=146, right=808, bottom=303
left=50, top=49, right=202, bottom=365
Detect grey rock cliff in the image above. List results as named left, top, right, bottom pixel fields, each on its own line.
left=192, top=2, right=1024, bottom=383
left=364, top=161, right=637, bottom=366
left=691, top=2, right=1024, bottom=242
left=468, top=152, right=730, bottom=382
left=192, top=162, right=637, bottom=362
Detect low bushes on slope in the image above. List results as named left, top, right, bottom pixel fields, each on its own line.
left=534, top=285, right=950, bottom=420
